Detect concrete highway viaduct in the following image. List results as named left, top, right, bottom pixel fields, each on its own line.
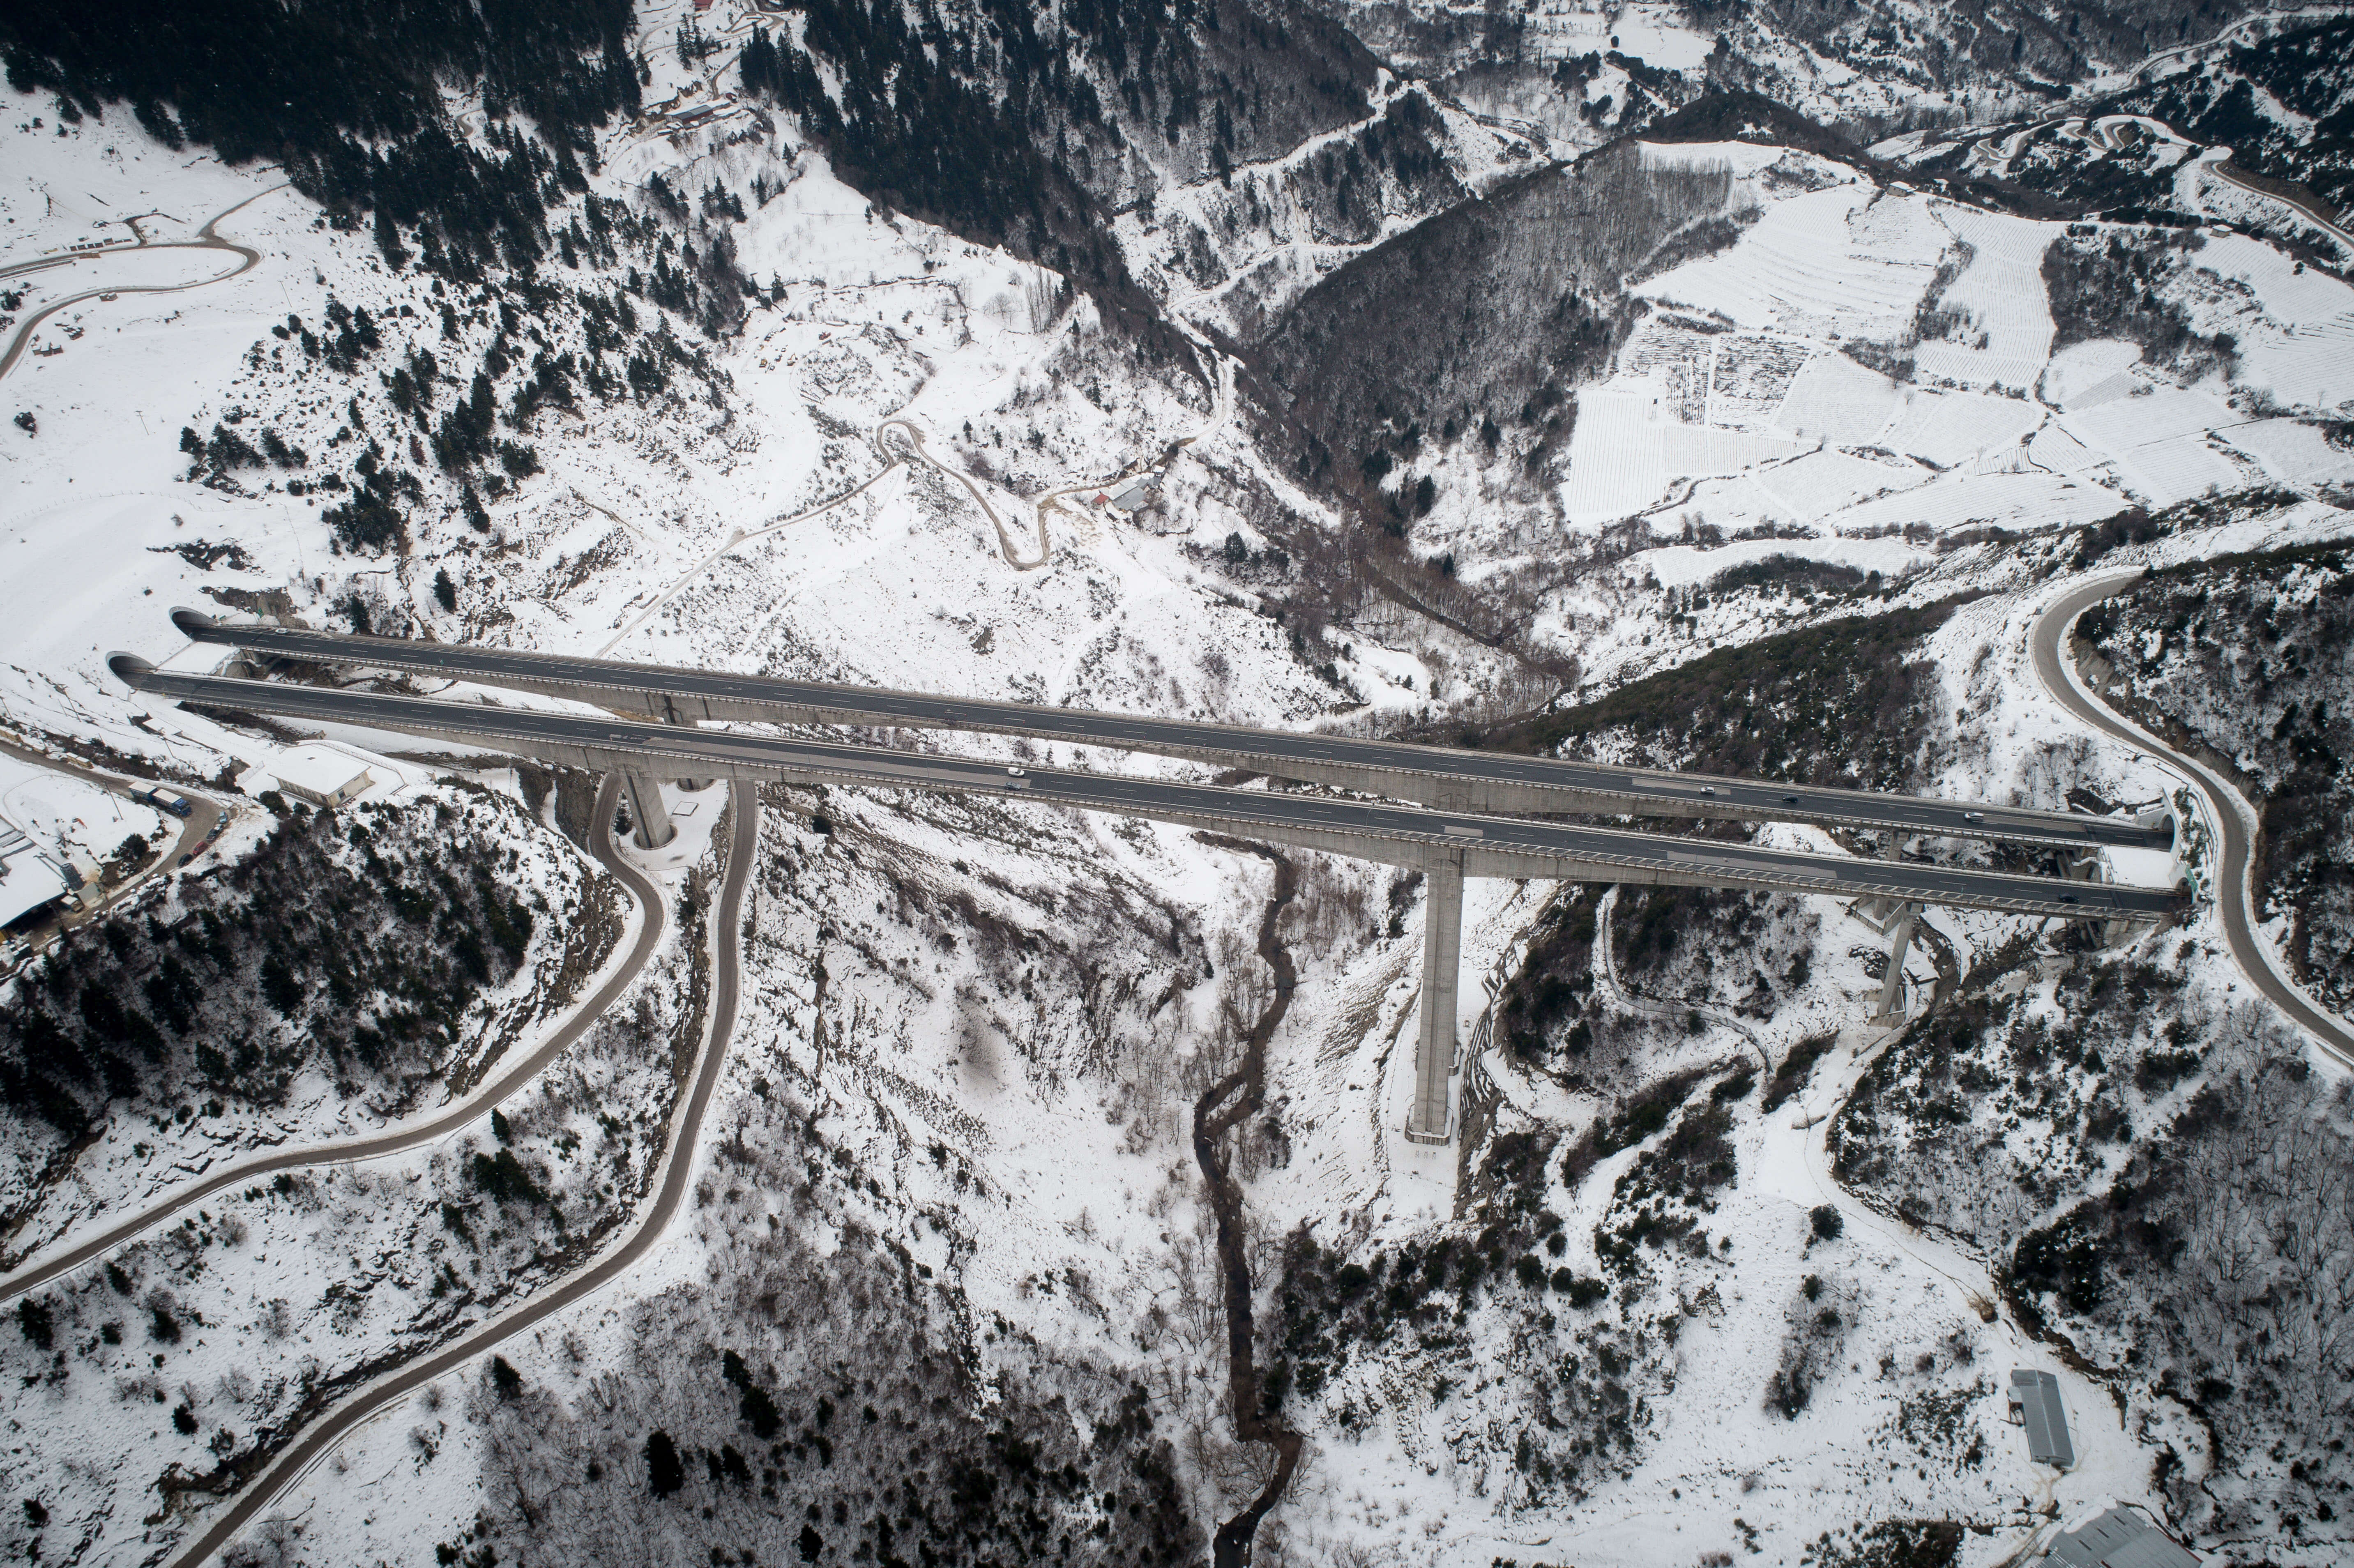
left=172, top=610, right=2173, bottom=853
left=124, top=628, right=2184, bottom=1144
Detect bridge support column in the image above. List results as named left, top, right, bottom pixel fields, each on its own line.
left=620, top=769, right=676, bottom=850
left=660, top=701, right=712, bottom=791
left=1405, top=848, right=1464, bottom=1145
left=1854, top=832, right=1908, bottom=930
left=1869, top=903, right=1917, bottom=1026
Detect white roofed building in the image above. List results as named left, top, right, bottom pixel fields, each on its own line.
left=269, top=744, right=376, bottom=810
left=2009, top=1369, right=2075, bottom=1467
left=0, top=815, right=71, bottom=930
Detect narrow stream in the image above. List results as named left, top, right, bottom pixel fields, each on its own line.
left=1190, top=844, right=1305, bottom=1568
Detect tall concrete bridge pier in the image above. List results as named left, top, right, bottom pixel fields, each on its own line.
left=619, top=769, right=676, bottom=850
left=1408, top=847, right=1465, bottom=1143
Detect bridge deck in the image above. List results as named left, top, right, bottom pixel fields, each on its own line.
left=169, top=610, right=2173, bottom=853
left=114, top=654, right=2181, bottom=922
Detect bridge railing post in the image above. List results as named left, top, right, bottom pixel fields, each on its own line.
left=1405, top=847, right=1464, bottom=1145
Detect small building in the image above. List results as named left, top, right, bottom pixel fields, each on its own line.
left=2029, top=1505, right=2199, bottom=1568
left=2009, top=1369, right=2075, bottom=1468
left=0, top=817, right=71, bottom=932
left=1106, top=473, right=1162, bottom=511
left=270, top=744, right=375, bottom=810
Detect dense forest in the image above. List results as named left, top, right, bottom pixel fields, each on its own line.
left=739, top=0, right=1380, bottom=336
left=0, top=794, right=597, bottom=1223
left=1, top=0, right=639, bottom=280
left=1495, top=597, right=1963, bottom=794
left=1251, top=139, right=1733, bottom=490
left=2042, top=229, right=2242, bottom=381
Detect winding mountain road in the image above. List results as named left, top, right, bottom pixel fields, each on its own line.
left=0, top=184, right=282, bottom=382
left=165, top=780, right=757, bottom=1568
left=0, top=734, right=224, bottom=980
left=2030, top=574, right=2354, bottom=1066
left=0, top=775, right=662, bottom=1304
left=2211, top=157, right=2354, bottom=253
left=877, top=417, right=1050, bottom=569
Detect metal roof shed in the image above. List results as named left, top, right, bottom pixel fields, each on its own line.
left=1107, top=474, right=1161, bottom=511
left=2009, top=1369, right=2075, bottom=1467
left=2038, top=1506, right=2199, bottom=1568
left=269, top=744, right=375, bottom=810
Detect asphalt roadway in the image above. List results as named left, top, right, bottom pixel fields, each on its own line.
left=159, top=781, right=754, bottom=1567
left=0, top=733, right=224, bottom=979
left=169, top=610, right=2172, bottom=853
left=0, top=187, right=279, bottom=382
left=0, top=776, right=664, bottom=1305
left=2032, top=576, right=2354, bottom=1066
left=113, top=654, right=2179, bottom=921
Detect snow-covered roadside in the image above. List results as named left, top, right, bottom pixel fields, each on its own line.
left=0, top=788, right=721, bottom=1568
left=0, top=777, right=625, bottom=1277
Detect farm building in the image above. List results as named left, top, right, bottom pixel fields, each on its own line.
left=1106, top=473, right=1162, bottom=511
left=2028, top=1505, right=2199, bottom=1568
left=2008, top=1369, right=2075, bottom=1467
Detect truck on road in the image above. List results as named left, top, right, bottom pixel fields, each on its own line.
left=134, top=786, right=194, bottom=818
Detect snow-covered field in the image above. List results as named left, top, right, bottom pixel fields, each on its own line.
left=3, top=7, right=2353, bottom=1565
left=1518, top=141, right=2354, bottom=556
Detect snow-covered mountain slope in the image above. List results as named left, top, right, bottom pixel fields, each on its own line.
left=2077, top=540, right=2354, bottom=1011
left=1301, top=0, right=2320, bottom=158
left=1273, top=127, right=2354, bottom=647
left=4, top=2, right=2354, bottom=1565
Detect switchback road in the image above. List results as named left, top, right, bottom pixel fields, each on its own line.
left=2031, top=575, right=2354, bottom=1066
left=876, top=417, right=1050, bottom=569
left=0, top=184, right=282, bottom=382
left=163, top=781, right=756, bottom=1567
left=0, top=776, right=662, bottom=1304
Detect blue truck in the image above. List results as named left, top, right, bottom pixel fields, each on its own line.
left=134, top=786, right=194, bottom=819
